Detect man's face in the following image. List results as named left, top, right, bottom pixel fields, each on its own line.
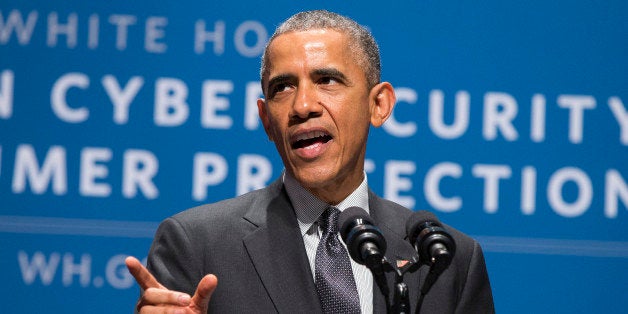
left=258, top=29, right=380, bottom=204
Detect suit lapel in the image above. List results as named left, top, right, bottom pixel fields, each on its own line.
left=242, top=183, right=322, bottom=313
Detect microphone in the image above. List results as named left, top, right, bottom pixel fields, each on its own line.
left=406, top=210, right=456, bottom=306
left=338, top=207, right=389, bottom=297
left=405, top=210, right=456, bottom=276
left=338, top=207, right=387, bottom=269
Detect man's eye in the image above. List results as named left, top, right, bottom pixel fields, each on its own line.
left=319, top=77, right=338, bottom=85
left=270, top=83, right=290, bottom=96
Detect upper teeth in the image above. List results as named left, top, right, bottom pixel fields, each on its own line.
left=295, top=130, right=326, bottom=142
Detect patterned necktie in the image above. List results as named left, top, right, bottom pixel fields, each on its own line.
left=315, top=207, right=361, bottom=313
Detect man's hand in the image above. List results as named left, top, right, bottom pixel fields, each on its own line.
left=125, top=256, right=218, bottom=313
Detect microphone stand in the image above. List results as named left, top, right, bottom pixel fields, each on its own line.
left=376, top=255, right=421, bottom=314
left=375, top=255, right=446, bottom=314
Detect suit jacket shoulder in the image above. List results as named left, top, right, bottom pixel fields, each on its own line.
left=368, top=193, right=495, bottom=313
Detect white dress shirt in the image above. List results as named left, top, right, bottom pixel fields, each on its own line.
left=283, top=171, right=373, bottom=314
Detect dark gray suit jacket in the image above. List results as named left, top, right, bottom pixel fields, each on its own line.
left=146, top=179, right=494, bottom=313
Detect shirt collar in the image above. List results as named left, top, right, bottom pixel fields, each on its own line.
left=283, top=171, right=370, bottom=237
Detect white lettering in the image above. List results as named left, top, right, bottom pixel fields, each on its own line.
left=365, top=158, right=375, bottom=174
left=79, top=147, right=112, bottom=197
left=18, top=251, right=60, bottom=285
left=483, top=92, right=519, bottom=141
left=531, top=94, right=546, bottom=142
left=424, top=162, right=462, bottom=212
left=557, top=95, right=596, bottom=144
left=109, top=14, right=137, bottom=50
left=521, top=166, right=537, bottom=215
left=429, top=90, right=470, bottom=139
left=122, top=149, right=159, bottom=199
left=605, top=169, right=628, bottom=218
left=384, top=160, right=416, bottom=209
left=0, top=10, right=38, bottom=45
left=193, top=152, right=228, bottom=201
left=13, top=145, right=67, bottom=195
left=194, top=20, right=225, bottom=55
left=472, top=164, right=512, bottom=213
left=154, top=77, right=189, bottom=126
left=51, top=72, right=90, bottom=123
left=234, top=21, right=267, bottom=57
left=608, top=96, right=628, bottom=145
left=201, top=80, right=233, bottom=129
left=102, top=75, right=144, bottom=124
left=0, top=69, right=14, bottom=119
left=548, top=167, right=592, bottom=217
left=236, top=154, right=272, bottom=195
left=145, top=17, right=167, bottom=53
left=87, top=14, right=99, bottom=49
left=106, top=255, right=135, bottom=289
left=47, top=12, right=77, bottom=48
left=384, top=87, right=417, bottom=137
left=62, top=253, right=91, bottom=287
left=244, top=81, right=263, bottom=130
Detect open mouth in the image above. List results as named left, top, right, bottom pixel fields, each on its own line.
left=291, top=130, right=333, bottom=149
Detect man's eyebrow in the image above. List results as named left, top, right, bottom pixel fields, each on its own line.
left=311, top=68, right=348, bottom=81
left=267, top=73, right=295, bottom=89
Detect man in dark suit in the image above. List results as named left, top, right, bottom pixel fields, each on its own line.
left=126, top=10, right=494, bottom=313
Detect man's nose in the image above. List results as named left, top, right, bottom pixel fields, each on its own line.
left=291, top=84, right=323, bottom=120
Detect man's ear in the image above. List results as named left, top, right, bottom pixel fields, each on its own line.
left=369, top=82, right=396, bottom=127
left=257, top=98, right=274, bottom=141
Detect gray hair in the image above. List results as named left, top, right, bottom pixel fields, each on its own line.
left=260, top=10, right=381, bottom=96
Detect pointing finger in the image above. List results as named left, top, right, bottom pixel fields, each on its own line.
left=125, top=256, right=164, bottom=290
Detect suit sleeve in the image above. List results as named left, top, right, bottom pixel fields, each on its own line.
left=146, top=217, right=203, bottom=296
left=455, top=241, right=495, bottom=313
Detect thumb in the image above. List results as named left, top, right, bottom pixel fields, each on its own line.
left=190, top=274, right=218, bottom=313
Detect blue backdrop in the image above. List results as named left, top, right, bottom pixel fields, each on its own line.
left=1, top=1, right=627, bottom=313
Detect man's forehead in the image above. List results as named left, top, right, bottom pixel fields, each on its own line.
left=266, top=29, right=352, bottom=70
left=268, top=29, right=348, bottom=53
left=261, top=28, right=364, bottom=91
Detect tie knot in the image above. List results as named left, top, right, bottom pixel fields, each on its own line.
left=320, top=207, right=340, bottom=234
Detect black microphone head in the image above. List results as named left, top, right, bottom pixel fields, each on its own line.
left=405, top=210, right=442, bottom=243
left=337, top=206, right=386, bottom=265
left=406, top=210, right=455, bottom=269
left=338, top=206, right=373, bottom=239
